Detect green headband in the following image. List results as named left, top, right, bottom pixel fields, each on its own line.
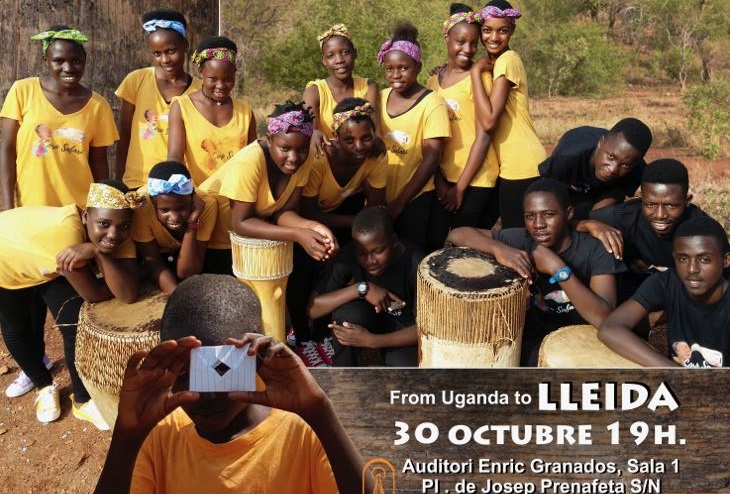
left=31, top=29, right=88, bottom=55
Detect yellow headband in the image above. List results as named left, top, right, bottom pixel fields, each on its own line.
left=86, top=183, right=144, bottom=210
left=317, top=23, right=352, bottom=48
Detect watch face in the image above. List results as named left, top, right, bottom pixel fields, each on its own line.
left=357, top=282, right=368, bottom=296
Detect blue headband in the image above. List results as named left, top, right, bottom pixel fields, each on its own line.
left=147, top=174, right=193, bottom=197
left=142, top=19, right=186, bottom=37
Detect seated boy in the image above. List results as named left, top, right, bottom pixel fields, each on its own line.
left=577, top=158, right=709, bottom=301
left=538, top=118, right=652, bottom=219
left=448, top=178, right=626, bottom=365
left=309, top=207, right=422, bottom=367
left=599, top=216, right=730, bottom=367
left=93, top=274, right=368, bottom=494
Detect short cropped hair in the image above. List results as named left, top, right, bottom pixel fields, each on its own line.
left=148, top=161, right=191, bottom=181
left=269, top=100, right=314, bottom=123
left=352, top=207, right=394, bottom=239
left=641, top=158, right=689, bottom=195
left=161, top=274, right=263, bottom=346
left=485, top=0, right=514, bottom=9
left=607, top=118, right=652, bottom=156
left=674, top=216, right=730, bottom=255
left=195, top=35, right=237, bottom=54
left=524, top=177, right=571, bottom=210
left=392, top=21, right=420, bottom=46
left=451, top=3, right=474, bottom=15
left=142, top=8, right=187, bottom=27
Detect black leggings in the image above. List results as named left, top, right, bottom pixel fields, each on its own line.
left=428, top=185, right=498, bottom=251
left=497, top=177, right=540, bottom=229
left=394, top=191, right=434, bottom=252
left=0, top=277, right=90, bottom=402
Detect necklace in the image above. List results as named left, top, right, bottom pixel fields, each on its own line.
left=201, top=89, right=223, bottom=106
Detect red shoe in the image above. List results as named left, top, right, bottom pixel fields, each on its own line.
left=295, top=341, right=329, bottom=367
left=317, top=337, right=335, bottom=365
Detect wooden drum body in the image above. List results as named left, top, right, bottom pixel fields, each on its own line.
left=417, top=247, right=528, bottom=368
left=230, top=232, right=293, bottom=342
left=538, top=325, right=642, bottom=368
left=75, top=291, right=166, bottom=428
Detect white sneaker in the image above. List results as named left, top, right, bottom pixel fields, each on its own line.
left=35, top=383, right=61, bottom=423
left=295, top=341, right=329, bottom=367
left=71, top=395, right=110, bottom=431
left=6, top=354, right=53, bottom=398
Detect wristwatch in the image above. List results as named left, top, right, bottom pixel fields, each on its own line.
left=549, top=266, right=572, bottom=284
left=356, top=281, right=369, bottom=298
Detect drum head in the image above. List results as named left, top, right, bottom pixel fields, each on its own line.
left=423, top=247, right=521, bottom=293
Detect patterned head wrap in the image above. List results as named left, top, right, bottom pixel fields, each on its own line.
left=376, top=39, right=421, bottom=65
left=331, top=102, right=374, bottom=133
left=191, top=47, right=236, bottom=68
left=86, top=183, right=145, bottom=210
left=267, top=111, right=314, bottom=137
left=147, top=174, right=193, bottom=197
left=142, top=19, right=186, bottom=37
left=317, top=24, right=352, bottom=49
left=443, top=11, right=483, bottom=34
left=481, top=5, right=522, bottom=26
left=31, top=29, right=88, bottom=55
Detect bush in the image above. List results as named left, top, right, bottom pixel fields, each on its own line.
left=682, top=79, right=730, bottom=159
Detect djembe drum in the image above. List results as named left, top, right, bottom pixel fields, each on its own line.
left=417, top=247, right=529, bottom=367
left=538, top=325, right=642, bottom=368
left=75, top=291, right=167, bottom=428
left=230, top=232, right=293, bottom=342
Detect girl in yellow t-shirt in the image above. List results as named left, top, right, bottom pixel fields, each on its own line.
left=303, top=23, right=379, bottom=156
left=0, top=180, right=140, bottom=428
left=115, top=8, right=201, bottom=188
left=132, top=161, right=216, bottom=294
left=378, top=22, right=451, bottom=250
left=0, top=26, right=118, bottom=209
left=470, top=0, right=547, bottom=228
left=301, top=98, right=386, bottom=245
left=168, top=36, right=256, bottom=186
left=427, top=4, right=501, bottom=250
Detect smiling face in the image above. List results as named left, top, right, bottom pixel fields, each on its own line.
left=147, top=29, right=188, bottom=76
left=640, top=182, right=690, bottom=237
left=383, top=50, right=421, bottom=95
left=445, top=22, right=480, bottom=70
left=153, top=193, right=194, bottom=231
left=266, top=131, right=311, bottom=175
left=321, top=35, right=356, bottom=81
left=45, top=40, right=86, bottom=89
left=83, top=208, right=133, bottom=254
left=353, top=229, right=395, bottom=278
left=480, top=17, right=513, bottom=58
left=523, top=191, right=573, bottom=251
left=673, top=235, right=730, bottom=303
left=336, top=119, right=375, bottom=164
left=200, top=59, right=236, bottom=103
left=591, top=134, right=643, bottom=183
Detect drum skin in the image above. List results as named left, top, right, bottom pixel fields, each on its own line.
left=538, top=325, right=643, bottom=368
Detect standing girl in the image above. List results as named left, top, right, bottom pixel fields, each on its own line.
left=0, top=26, right=118, bottom=209
left=115, top=8, right=201, bottom=189
left=470, top=0, right=546, bottom=228
left=378, top=21, right=451, bottom=250
left=0, top=180, right=140, bottom=427
left=427, top=3, right=500, bottom=250
left=303, top=24, right=379, bottom=156
left=132, top=161, right=216, bottom=294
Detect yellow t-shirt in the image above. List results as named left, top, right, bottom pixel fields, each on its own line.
left=305, top=77, right=369, bottom=139
left=378, top=89, right=451, bottom=204
left=302, top=152, right=387, bottom=212
left=130, top=408, right=338, bottom=494
left=131, top=193, right=216, bottom=252
left=0, top=205, right=135, bottom=289
left=174, top=94, right=254, bottom=186
left=116, top=67, right=202, bottom=188
left=426, top=72, right=499, bottom=187
left=490, top=50, right=546, bottom=180
left=198, top=141, right=311, bottom=219
left=0, top=77, right=119, bottom=207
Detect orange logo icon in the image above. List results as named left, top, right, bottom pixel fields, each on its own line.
left=363, top=458, right=396, bottom=494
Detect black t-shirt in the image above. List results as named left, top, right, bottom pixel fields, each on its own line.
left=493, top=228, right=626, bottom=331
left=317, top=240, right=423, bottom=326
left=589, top=200, right=709, bottom=270
left=538, top=127, right=645, bottom=214
left=633, top=270, right=730, bottom=367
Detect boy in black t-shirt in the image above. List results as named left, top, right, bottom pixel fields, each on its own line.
left=448, top=178, right=626, bottom=365
left=309, top=207, right=422, bottom=367
left=599, top=216, right=730, bottom=367
left=577, top=158, right=709, bottom=301
left=538, top=118, right=652, bottom=219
